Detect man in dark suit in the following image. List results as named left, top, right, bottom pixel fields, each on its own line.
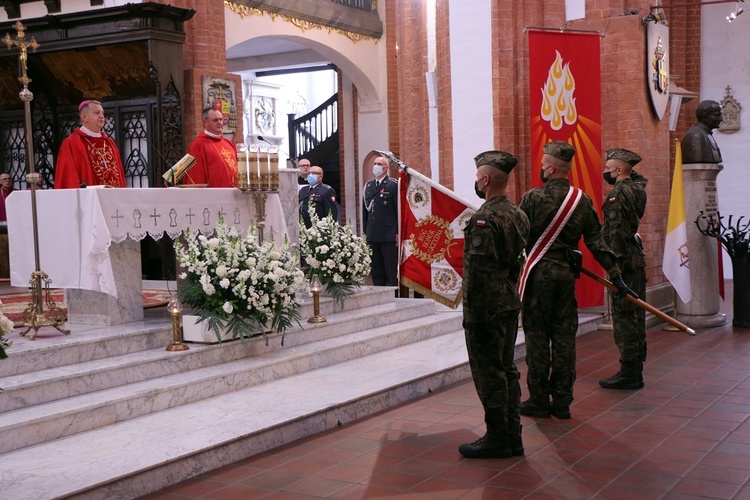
left=363, top=155, right=398, bottom=286
left=299, top=165, right=338, bottom=228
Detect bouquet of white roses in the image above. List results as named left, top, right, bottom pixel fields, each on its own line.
left=175, top=215, right=307, bottom=345
left=300, top=205, right=372, bottom=304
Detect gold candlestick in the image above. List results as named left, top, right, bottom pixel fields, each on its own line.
left=166, top=295, right=189, bottom=352
left=308, top=275, right=326, bottom=323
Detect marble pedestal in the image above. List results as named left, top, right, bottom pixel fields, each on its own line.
left=279, top=169, right=301, bottom=249
left=66, top=239, right=144, bottom=326
left=676, top=162, right=727, bottom=328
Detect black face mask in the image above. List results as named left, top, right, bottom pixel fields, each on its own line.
left=540, top=167, right=550, bottom=184
left=603, top=171, right=617, bottom=185
left=474, top=180, right=486, bottom=199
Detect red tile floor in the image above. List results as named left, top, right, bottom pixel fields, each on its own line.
left=146, top=287, right=750, bottom=499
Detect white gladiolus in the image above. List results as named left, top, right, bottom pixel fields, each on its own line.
left=0, top=314, right=13, bottom=334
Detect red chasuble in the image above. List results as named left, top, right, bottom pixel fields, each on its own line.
left=184, top=132, right=239, bottom=188
left=54, top=129, right=127, bottom=189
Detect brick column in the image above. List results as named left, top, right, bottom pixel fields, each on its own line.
left=153, top=0, right=242, bottom=145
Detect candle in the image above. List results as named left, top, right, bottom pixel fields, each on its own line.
left=266, top=151, right=271, bottom=190
left=253, top=150, right=260, bottom=190
left=270, top=151, right=279, bottom=190
left=244, top=149, right=250, bottom=188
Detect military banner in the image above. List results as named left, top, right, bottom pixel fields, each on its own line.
left=399, top=168, right=478, bottom=309
left=528, top=30, right=604, bottom=307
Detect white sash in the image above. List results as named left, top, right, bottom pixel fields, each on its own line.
left=518, top=186, right=583, bottom=300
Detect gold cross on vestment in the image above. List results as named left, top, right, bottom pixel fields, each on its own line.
left=4, top=22, right=39, bottom=88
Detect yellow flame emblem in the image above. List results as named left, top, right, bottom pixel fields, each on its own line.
left=541, top=51, right=577, bottom=130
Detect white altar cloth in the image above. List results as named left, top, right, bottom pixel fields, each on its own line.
left=7, top=188, right=286, bottom=298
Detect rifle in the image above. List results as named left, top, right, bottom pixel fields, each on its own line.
left=581, top=266, right=696, bottom=336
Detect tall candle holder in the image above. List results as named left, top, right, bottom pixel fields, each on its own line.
left=308, top=275, right=327, bottom=323
left=236, top=143, right=249, bottom=190
left=166, top=295, right=189, bottom=352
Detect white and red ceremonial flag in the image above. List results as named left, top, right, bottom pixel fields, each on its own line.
left=399, top=167, right=478, bottom=309
left=663, top=141, right=692, bottom=302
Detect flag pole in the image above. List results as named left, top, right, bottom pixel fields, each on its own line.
left=376, top=150, right=481, bottom=212
left=580, top=266, right=695, bottom=336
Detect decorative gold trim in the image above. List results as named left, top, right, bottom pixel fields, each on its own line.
left=401, top=276, right=462, bottom=310
left=225, top=1, right=379, bottom=44
left=408, top=215, right=457, bottom=265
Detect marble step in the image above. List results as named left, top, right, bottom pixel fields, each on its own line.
left=0, top=328, right=471, bottom=500
left=0, top=297, right=437, bottom=412
left=0, top=304, right=462, bottom=454
left=0, top=285, right=399, bottom=378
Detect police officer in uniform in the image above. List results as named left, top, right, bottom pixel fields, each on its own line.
left=458, top=151, right=530, bottom=459
left=299, top=166, right=338, bottom=228
left=363, top=156, right=398, bottom=286
left=519, top=141, right=636, bottom=419
left=599, top=148, right=648, bottom=389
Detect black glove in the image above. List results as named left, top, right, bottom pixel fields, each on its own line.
left=612, top=274, right=638, bottom=299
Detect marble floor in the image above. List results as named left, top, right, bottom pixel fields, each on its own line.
left=142, top=283, right=750, bottom=499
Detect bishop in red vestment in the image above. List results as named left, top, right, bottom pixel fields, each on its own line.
left=54, top=100, right=127, bottom=189
left=183, top=107, right=238, bottom=188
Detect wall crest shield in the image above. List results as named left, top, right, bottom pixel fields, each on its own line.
left=647, top=22, right=669, bottom=121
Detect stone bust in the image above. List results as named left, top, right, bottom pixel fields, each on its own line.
left=681, top=100, right=723, bottom=164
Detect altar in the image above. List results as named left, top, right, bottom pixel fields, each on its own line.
left=7, top=188, right=286, bottom=326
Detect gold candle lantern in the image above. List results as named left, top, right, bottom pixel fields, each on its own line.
left=166, top=295, right=189, bottom=351
left=250, top=147, right=261, bottom=190
left=308, top=275, right=326, bottom=324
left=259, top=148, right=271, bottom=190
left=236, top=148, right=249, bottom=191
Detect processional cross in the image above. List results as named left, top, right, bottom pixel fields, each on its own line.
left=5, top=22, right=69, bottom=339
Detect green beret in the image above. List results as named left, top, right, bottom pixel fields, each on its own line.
left=473, top=150, right=518, bottom=174
left=543, top=141, right=576, bottom=162
left=605, top=148, right=641, bottom=167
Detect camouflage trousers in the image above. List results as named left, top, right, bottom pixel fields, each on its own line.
left=522, top=278, right=578, bottom=406
left=463, top=309, right=522, bottom=438
left=610, top=265, right=647, bottom=365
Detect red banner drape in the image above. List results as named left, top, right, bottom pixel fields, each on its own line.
left=528, top=30, right=604, bottom=307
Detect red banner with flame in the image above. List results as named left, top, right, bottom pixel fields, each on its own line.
left=528, top=30, right=603, bottom=307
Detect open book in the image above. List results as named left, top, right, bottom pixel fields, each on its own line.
left=162, top=154, right=196, bottom=186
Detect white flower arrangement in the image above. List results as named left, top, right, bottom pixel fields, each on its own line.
left=175, top=215, right=307, bottom=344
left=300, top=205, right=372, bottom=304
left=0, top=300, right=13, bottom=365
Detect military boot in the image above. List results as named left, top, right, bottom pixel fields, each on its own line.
left=598, top=362, right=641, bottom=390
left=509, top=424, right=524, bottom=456
left=520, top=399, right=551, bottom=418
left=636, top=362, right=645, bottom=389
left=458, top=434, right=512, bottom=459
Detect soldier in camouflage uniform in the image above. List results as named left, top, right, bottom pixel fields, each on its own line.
left=518, top=141, right=636, bottom=419
left=458, top=151, right=530, bottom=459
left=599, top=148, right=648, bottom=390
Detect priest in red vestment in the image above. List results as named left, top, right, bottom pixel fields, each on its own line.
left=54, top=100, right=127, bottom=189
left=182, top=107, right=238, bottom=188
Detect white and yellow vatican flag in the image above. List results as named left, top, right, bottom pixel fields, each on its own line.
left=663, top=141, right=691, bottom=302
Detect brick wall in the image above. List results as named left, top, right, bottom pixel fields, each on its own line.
left=384, top=0, right=400, bottom=159
left=397, top=1, right=430, bottom=176
left=436, top=0, right=453, bottom=189
left=153, top=0, right=242, bottom=144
